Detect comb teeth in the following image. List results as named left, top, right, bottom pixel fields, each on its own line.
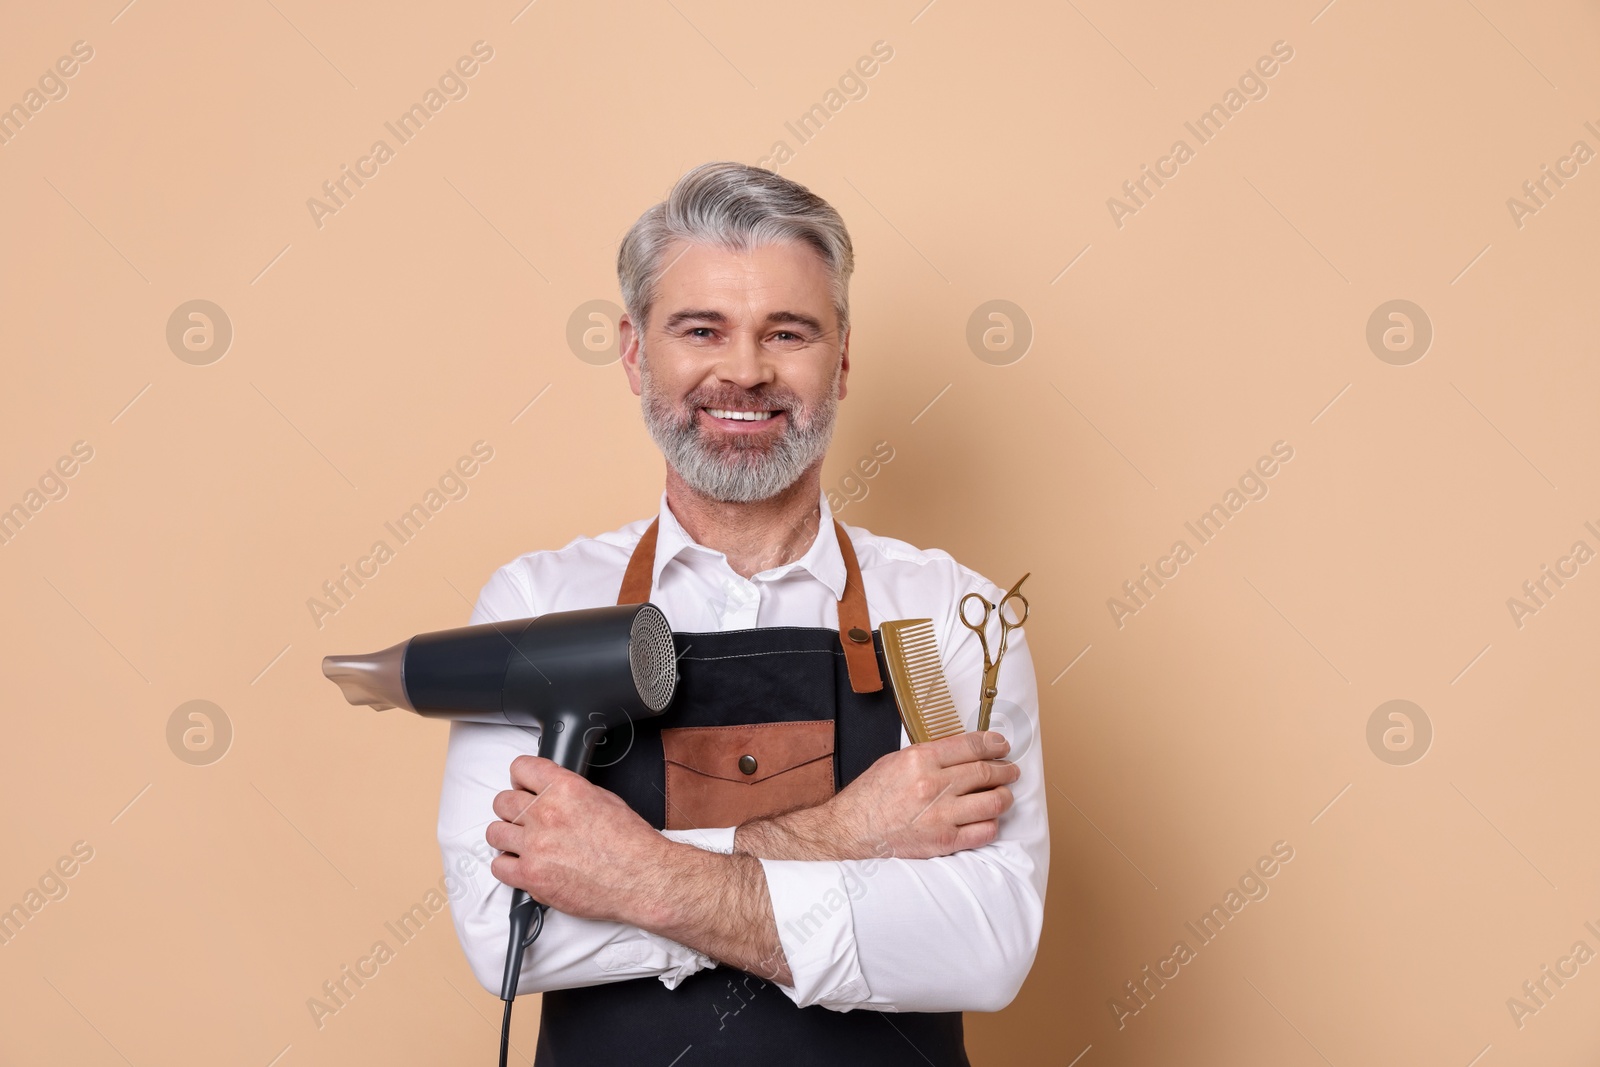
left=880, top=619, right=965, bottom=743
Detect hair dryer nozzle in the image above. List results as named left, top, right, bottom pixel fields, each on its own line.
left=320, top=604, right=679, bottom=771
left=322, top=640, right=412, bottom=711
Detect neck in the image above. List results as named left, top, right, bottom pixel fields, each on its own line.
left=663, top=464, right=826, bottom=579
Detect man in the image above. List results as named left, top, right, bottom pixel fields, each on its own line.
left=437, top=162, right=1048, bottom=1065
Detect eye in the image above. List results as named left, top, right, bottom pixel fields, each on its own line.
left=773, top=331, right=803, bottom=342
left=688, top=327, right=716, bottom=339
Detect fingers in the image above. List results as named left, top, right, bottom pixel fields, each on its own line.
left=492, top=787, right=540, bottom=824
left=509, top=753, right=564, bottom=793
left=927, top=730, right=1011, bottom=768
left=489, top=851, right=520, bottom=886
left=485, top=818, right=518, bottom=854
left=948, top=784, right=1015, bottom=827
left=950, top=819, right=1002, bottom=852
left=946, top=756, right=1021, bottom=797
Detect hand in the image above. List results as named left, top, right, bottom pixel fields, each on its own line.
left=486, top=755, right=672, bottom=925
left=488, top=756, right=795, bottom=981
left=735, top=731, right=1019, bottom=862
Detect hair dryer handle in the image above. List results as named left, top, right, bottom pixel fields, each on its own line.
left=498, top=711, right=606, bottom=1003
left=538, top=708, right=604, bottom=776
left=501, top=888, right=544, bottom=1002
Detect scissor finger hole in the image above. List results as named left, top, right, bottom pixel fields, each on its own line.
left=1001, top=594, right=1029, bottom=627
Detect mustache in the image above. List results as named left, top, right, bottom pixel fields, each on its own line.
left=687, top=388, right=796, bottom=410
left=672, top=387, right=802, bottom=420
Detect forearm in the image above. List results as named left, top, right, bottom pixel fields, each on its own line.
left=442, top=825, right=722, bottom=995
left=441, top=722, right=726, bottom=996
left=625, top=840, right=794, bottom=986
left=733, top=803, right=864, bottom=861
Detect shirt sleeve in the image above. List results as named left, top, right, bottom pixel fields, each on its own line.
left=758, top=575, right=1050, bottom=1013
left=436, top=563, right=728, bottom=996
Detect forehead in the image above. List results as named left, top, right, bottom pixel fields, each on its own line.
left=652, top=239, right=834, bottom=323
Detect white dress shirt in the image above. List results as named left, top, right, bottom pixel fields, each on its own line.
left=436, top=487, right=1048, bottom=1013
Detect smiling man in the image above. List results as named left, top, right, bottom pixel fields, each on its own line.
left=437, top=162, right=1048, bottom=1066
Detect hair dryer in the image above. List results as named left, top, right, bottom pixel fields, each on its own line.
left=322, top=603, right=679, bottom=1062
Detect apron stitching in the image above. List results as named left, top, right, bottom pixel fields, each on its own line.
left=673, top=625, right=874, bottom=637
left=677, top=648, right=854, bottom=663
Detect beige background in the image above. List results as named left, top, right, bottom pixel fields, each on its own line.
left=2, top=0, right=1597, bottom=1063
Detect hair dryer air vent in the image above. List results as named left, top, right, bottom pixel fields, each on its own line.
left=630, top=605, right=676, bottom=713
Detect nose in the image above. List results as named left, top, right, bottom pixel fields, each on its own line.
left=715, top=328, right=775, bottom=391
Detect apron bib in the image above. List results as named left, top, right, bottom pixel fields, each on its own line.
left=530, top=518, right=970, bottom=1066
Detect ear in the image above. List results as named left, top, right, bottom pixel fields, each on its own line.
left=619, top=313, right=643, bottom=397
left=837, top=326, right=851, bottom=402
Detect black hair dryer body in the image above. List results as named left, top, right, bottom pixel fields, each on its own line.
left=322, top=602, right=679, bottom=1015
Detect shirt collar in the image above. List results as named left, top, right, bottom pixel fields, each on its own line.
left=649, top=487, right=848, bottom=601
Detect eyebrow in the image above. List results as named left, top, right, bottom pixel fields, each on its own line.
left=661, top=308, right=826, bottom=334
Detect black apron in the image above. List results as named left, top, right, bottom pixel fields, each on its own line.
left=530, top=517, right=970, bottom=1066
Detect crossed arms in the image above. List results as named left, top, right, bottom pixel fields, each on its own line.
left=438, top=632, right=1049, bottom=1013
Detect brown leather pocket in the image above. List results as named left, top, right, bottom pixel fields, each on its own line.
left=661, top=720, right=836, bottom=831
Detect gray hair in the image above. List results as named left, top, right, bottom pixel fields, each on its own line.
left=617, top=162, right=854, bottom=341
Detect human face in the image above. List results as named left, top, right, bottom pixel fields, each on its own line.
left=620, top=239, right=850, bottom=503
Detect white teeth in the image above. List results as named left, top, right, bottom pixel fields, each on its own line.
left=706, top=408, right=775, bottom=422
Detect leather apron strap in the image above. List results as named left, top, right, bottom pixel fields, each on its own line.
left=616, top=516, right=660, bottom=606
left=617, top=514, right=883, bottom=694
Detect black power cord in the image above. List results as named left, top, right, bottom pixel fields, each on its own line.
left=499, top=999, right=515, bottom=1067
left=498, top=894, right=548, bottom=1067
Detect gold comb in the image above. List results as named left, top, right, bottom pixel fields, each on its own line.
left=880, top=619, right=966, bottom=743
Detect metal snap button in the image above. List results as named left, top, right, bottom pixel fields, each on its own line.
left=847, top=627, right=871, bottom=643
left=738, top=754, right=758, bottom=775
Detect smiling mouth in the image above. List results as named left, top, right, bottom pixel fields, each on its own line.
left=702, top=407, right=782, bottom=423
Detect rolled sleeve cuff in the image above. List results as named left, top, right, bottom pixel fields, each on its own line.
left=661, top=826, right=737, bottom=854
left=760, top=858, right=869, bottom=1010
left=620, top=931, right=719, bottom=990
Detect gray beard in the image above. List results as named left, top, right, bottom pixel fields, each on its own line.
left=639, top=350, right=839, bottom=504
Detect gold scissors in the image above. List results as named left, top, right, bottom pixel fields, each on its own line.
left=959, top=573, right=1030, bottom=733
